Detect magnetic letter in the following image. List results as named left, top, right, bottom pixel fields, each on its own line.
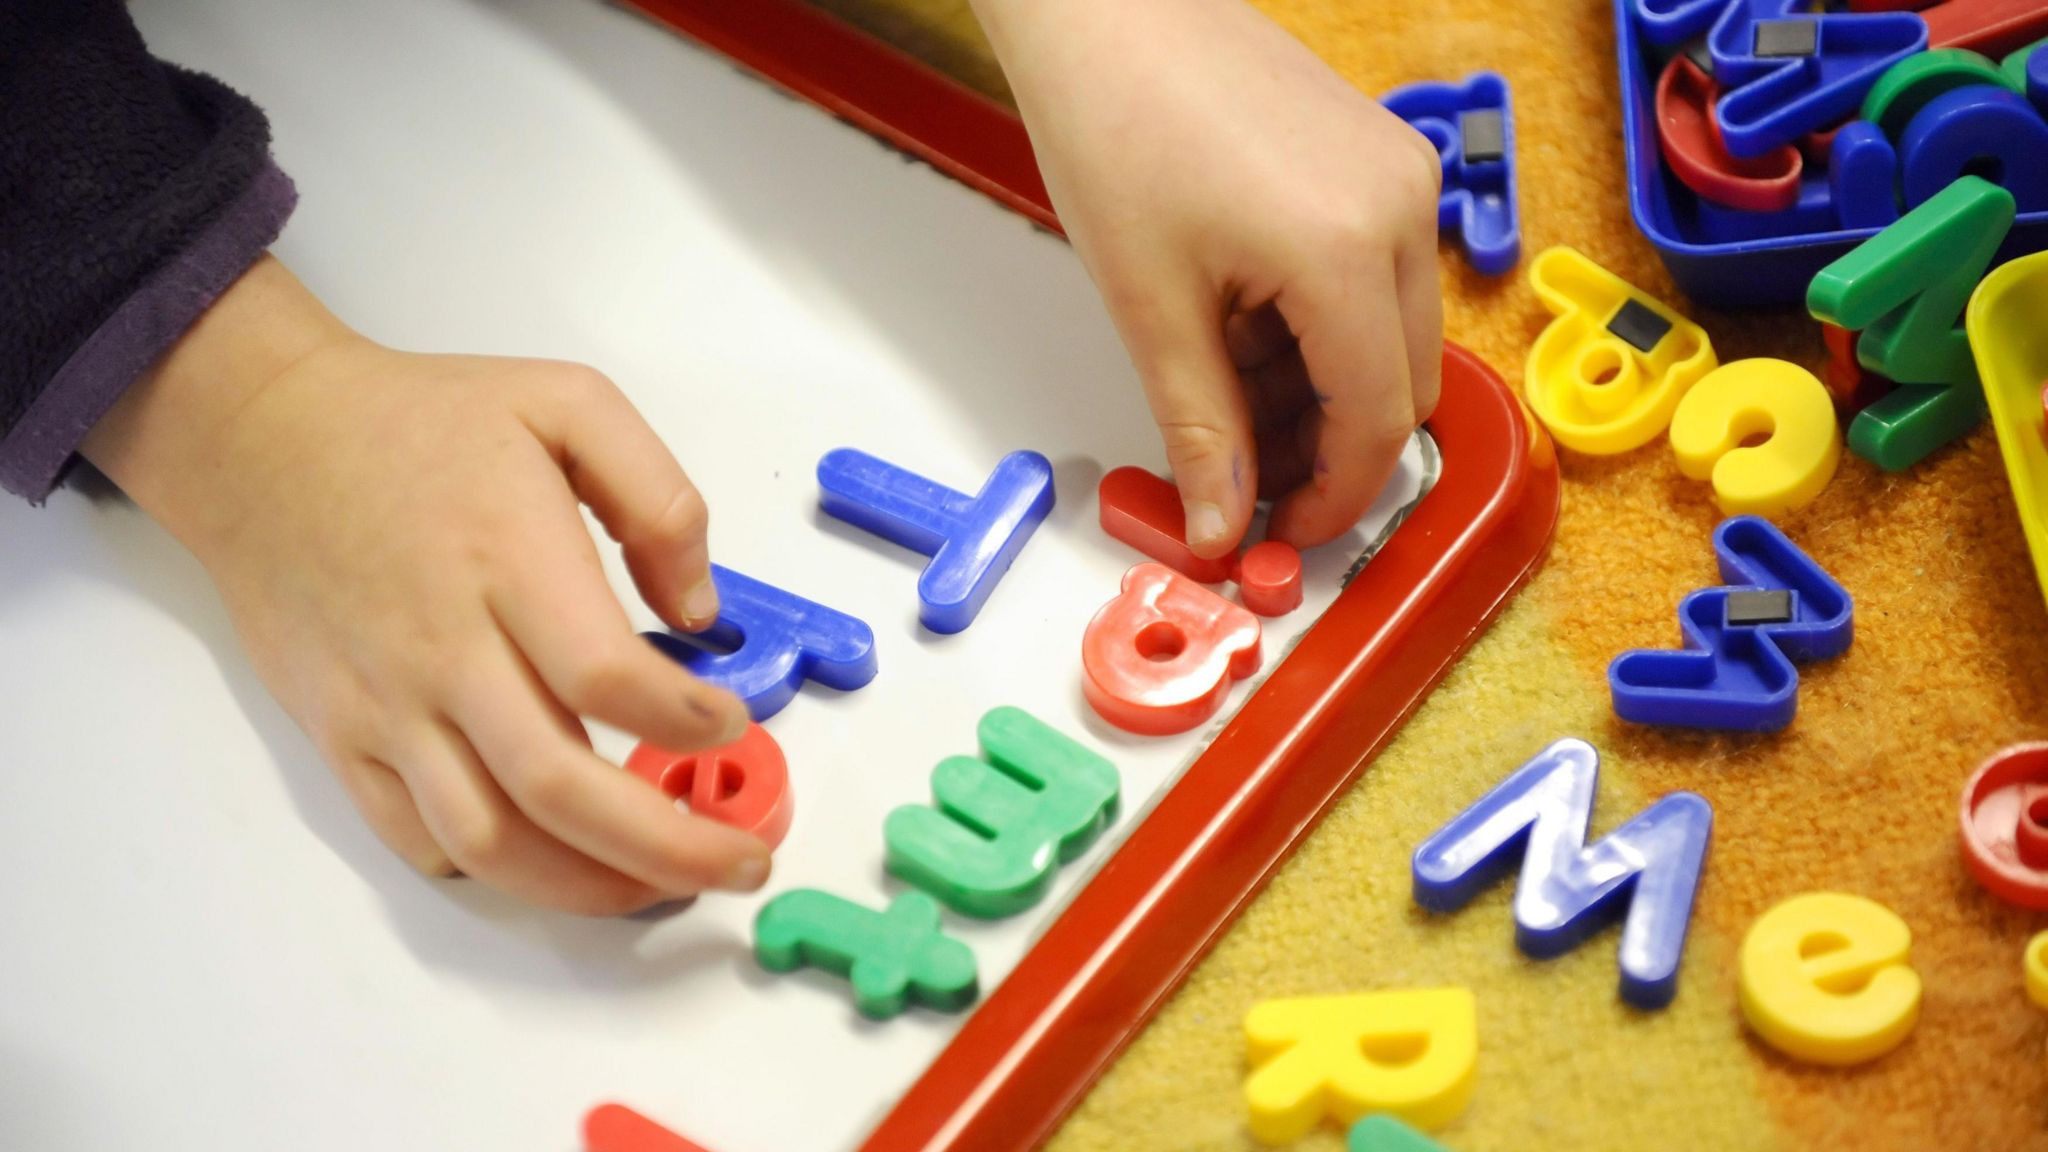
left=1081, top=563, right=1262, bottom=736
left=1412, top=738, right=1713, bottom=1008
left=1097, top=466, right=1234, bottom=583
left=625, top=723, right=794, bottom=849
left=817, top=448, right=1054, bottom=634
left=753, top=889, right=978, bottom=1020
left=1738, top=892, right=1921, bottom=1065
left=885, top=707, right=1120, bottom=918
left=1244, top=988, right=1477, bottom=1143
left=1809, top=175, right=2015, bottom=469
left=1523, top=246, right=1717, bottom=455
left=644, top=565, right=876, bottom=722
left=1668, top=358, right=1842, bottom=517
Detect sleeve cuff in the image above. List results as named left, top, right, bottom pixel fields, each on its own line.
left=0, top=159, right=299, bottom=503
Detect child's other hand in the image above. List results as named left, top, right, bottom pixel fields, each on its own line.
left=974, top=0, right=1443, bottom=557
left=84, top=257, right=767, bottom=915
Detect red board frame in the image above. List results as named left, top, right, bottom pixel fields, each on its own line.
left=603, top=3, right=1561, bottom=1149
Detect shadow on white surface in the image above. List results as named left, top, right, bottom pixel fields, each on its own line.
left=474, top=0, right=1149, bottom=467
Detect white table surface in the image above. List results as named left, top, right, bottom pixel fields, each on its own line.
left=0, top=2, right=1431, bottom=1148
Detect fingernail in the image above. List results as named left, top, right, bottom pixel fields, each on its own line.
left=725, top=853, right=770, bottom=891
left=686, top=694, right=751, bottom=746
left=1185, top=500, right=1229, bottom=548
left=681, top=577, right=719, bottom=627
left=721, top=705, right=750, bottom=745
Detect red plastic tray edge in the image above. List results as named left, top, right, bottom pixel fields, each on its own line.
left=606, top=3, right=1560, bottom=1149
left=611, top=0, right=1059, bottom=233
left=867, top=345, right=1555, bottom=1152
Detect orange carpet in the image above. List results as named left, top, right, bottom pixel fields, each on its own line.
left=806, top=2, right=2048, bottom=1147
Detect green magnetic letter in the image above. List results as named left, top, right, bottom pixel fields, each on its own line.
left=1348, top=1115, right=1449, bottom=1152
left=1860, top=49, right=2010, bottom=142
left=2001, top=37, right=2047, bottom=92
left=1808, top=175, right=2015, bottom=470
left=884, top=706, right=1121, bottom=919
left=754, top=889, right=978, bottom=1019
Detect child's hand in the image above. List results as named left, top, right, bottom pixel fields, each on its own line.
left=973, top=0, right=1444, bottom=557
left=83, top=257, right=769, bottom=915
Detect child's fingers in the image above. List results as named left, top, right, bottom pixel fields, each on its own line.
left=393, top=722, right=667, bottom=916
left=336, top=755, right=456, bottom=877
left=1255, top=415, right=1316, bottom=500
left=1225, top=302, right=1296, bottom=371
left=541, top=365, right=720, bottom=634
left=451, top=645, right=772, bottom=897
left=483, top=494, right=748, bottom=755
left=1396, top=233, right=1444, bottom=421
left=1268, top=260, right=1416, bottom=547
left=1116, top=280, right=1258, bottom=558
left=1244, top=351, right=1320, bottom=497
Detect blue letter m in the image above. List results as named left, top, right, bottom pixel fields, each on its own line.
left=1411, top=739, right=1712, bottom=1008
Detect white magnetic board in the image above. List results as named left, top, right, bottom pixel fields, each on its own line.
left=0, top=2, right=1432, bottom=1148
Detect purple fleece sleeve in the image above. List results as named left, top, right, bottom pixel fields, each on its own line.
left=0, top=1, right=297, bottom=502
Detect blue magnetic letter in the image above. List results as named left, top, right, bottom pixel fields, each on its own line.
left=817, top=448, right=1055, bottom=635
left=1709, top=0, right=1926, bottom=158
left=1412, top=738, right=1713, bottom=1009
left=644, top=565, right=877, bottom=721
left=1381, top=72, right=1519, bottom=276
left=1899, top=85, right=2048, bottom=214
left=1609, top=516, right=1852, bottom=732
left=1630, top=0, right=1732, bottom=47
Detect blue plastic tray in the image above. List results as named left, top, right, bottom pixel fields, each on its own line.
left=1613, top=0, right=2048, bottom=309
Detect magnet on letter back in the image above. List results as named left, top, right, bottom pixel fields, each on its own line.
left=1082, top=563, right=1262, bottom=735
left=1708, top=0, right=1928, bottom=156
left=1380, top=72, right=1520, bottom=275
left=1610, top=516, right=1853, bottom=732
left=1524, top=246, right=1716, bottom=454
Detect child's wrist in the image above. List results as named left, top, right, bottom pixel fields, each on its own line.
left=82, top=254, right=359, bottom=551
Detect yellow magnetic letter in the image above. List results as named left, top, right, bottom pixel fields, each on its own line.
left=1739, top=892, right=1921, bottom=1066
left=2027, top=931, right=2048, bottom=1011
left=1669, top=358, right=1842, bottom=516
left=1243, top=988, right=1476, bottom=1144
left=1524, top=246, right=1717, bottom=454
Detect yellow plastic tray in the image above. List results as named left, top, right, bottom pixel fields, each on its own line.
left=1967, top=250, right=2048, bottom=615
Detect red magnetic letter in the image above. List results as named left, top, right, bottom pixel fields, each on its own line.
left=625, top=722, right=794, bottom=850
left=1081, top=563, right=1263, bottom=736
left=1655, top=55, right=1800, bottom=213
left=582, top=1104, right=714, bottom=1152
left=1234, top=540, right=1304, bottom=618
left=1097, top=466, right=1234, bottom=583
